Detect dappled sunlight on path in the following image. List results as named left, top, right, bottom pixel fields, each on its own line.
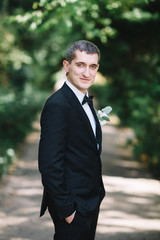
left=0, top=123, right=160, bottom=240
left=0, top=126, right=53, bottom=240
left=96, top=125, right=160, bottom=240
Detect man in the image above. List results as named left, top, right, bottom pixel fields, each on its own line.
left=38, top=40, right=105, bottom=240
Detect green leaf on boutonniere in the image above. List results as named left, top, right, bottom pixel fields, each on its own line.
left=97, top=106, right=112, bottom=125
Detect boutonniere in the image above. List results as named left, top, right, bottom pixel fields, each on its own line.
left=97, top=106, right=112, bottom=125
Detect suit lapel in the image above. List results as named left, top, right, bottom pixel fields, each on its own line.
left=61, top=83, right=98, bottom=146
left=89, top=102, right=102, bottom=152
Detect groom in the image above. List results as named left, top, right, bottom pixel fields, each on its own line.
left=38, top=40, right=105, bottom=240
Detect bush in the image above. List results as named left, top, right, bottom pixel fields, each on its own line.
left=0, top=87, right=47, bottom=179
left=91, top=75, right=160, bottom=180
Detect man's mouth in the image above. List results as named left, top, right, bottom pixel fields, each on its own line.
left=80, top=78, right=90, bottom=81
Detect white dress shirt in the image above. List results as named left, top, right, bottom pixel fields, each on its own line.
left=66, top=80, right=96, bottom=136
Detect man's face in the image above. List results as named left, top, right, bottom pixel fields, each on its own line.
left=63, top=50, right=99, bottom=94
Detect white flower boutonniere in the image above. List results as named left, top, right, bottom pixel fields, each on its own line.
left=97, top=106, right=112, bottom=125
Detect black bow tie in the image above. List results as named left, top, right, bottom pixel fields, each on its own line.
left=82, top=95, right=93, bottom=105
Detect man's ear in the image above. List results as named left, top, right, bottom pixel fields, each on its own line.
left=63, top=60, right=69, bottom=74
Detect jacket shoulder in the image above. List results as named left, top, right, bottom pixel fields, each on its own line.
left=45, top=87, right=66, bottom=105
left=40, top=86, right=70, bottom=125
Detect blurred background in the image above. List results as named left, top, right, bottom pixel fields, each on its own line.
left=0, top=0, right=160, bottom=180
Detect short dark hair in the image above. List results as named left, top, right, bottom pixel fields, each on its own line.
left=66, top=40, right=100, bottom=63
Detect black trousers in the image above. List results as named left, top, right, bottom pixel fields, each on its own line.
left=48, top=207, right=99, bottom=240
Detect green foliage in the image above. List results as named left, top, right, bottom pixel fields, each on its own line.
left=0, top=89, right=43, bottom=153
left=0, top=86, right=47, bottom=178
left=0, top=149, right=16, bottom=180
left=1, top=0, right=160, bottom=179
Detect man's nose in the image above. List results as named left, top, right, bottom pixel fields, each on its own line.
left=83, top=66, right=90, bottom=77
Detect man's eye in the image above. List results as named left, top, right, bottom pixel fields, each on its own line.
left=90, top=65, right=97, bottom=70
left=77, top=63, right=84, bottom=67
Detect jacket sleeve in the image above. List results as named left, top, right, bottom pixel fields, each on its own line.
left=38, top=99, right=75, bottom=219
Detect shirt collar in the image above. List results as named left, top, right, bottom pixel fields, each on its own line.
left=66, top=79, right=88, bottom=104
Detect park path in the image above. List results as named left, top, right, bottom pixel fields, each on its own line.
left=0, top=122, right=160, bottom=240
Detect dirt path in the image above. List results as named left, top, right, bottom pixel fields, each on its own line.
left=0, top=124, right=160, bottom=240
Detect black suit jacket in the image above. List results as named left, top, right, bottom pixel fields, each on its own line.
left=38, top=83, right=105, bottom=220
